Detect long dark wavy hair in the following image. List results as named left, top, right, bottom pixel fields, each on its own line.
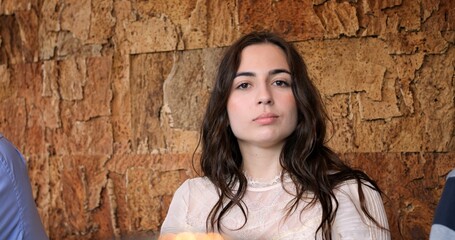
left=198, top=31, right=385, bottom=239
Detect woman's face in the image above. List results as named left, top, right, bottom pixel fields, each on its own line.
left=227, top=43, right=298, bottom=149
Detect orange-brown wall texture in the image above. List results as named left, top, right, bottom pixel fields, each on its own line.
left=0, top=0, right=454, bottom=239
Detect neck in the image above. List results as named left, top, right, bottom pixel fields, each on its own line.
left=239, top=142, right=283, bottom=180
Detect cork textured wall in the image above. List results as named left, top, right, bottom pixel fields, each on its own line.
left=0, top=0, right=454, bottom=239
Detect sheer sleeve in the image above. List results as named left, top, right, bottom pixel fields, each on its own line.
left=332, top=181, right=390, bottom=240
left=160, top=180, right=190, bottom=234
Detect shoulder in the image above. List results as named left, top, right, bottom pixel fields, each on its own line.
left=0, top=135, right=25, bottom=166
left=333, top=179, right=383, bottom=209
left=430, top=168, right=455, bottom=240
left=334, top=179, right=378, bottom=195
left=331, top=180, right=390, bottom=239
left=0, top=135, right=27, bottom=187
left=175, top=177, right=218, bottom=197
left=0, top=135, right=49, bottom=240
left=181, top=176, right=214, bottom=188
left=185, top=176, right=213, bottom=186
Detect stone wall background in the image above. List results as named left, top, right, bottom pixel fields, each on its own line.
left=0, top=0, right=453, bottom=239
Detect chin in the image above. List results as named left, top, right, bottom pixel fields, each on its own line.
left=252, top=138, right=288, bottom=148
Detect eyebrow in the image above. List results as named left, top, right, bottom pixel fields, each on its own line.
left=235, top=69, right=291, bottom=78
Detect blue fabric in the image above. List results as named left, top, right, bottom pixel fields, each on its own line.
left=0, top=134, right=48, bottom=240
left=430, top=169, right=455, bottom=240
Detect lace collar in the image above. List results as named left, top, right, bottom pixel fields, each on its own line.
left=244, top=171, right=290, bottom=188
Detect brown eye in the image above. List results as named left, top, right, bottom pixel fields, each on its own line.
left=273, top=80, right=290, bottom=87
left=237, top=83, right=250, bottom=89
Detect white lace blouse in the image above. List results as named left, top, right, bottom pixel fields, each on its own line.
left=160, top=176, right=390, bottom=240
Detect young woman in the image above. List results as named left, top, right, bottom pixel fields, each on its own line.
left=160, top=32, right=390, bottom=240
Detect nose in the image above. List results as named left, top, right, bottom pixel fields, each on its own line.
left=257, top=84, right=273, bottom=105
left=258, top=98, right=273, bottom=105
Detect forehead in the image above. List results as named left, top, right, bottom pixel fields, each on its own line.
left=238, top=43, right=289, bottom=71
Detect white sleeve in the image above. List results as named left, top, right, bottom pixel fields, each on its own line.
left=160, top=180, right=190, bottom=234
left=332, top=181, right=391, bottom=240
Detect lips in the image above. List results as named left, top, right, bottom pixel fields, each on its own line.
left=253, top=113, right=279, bottom=124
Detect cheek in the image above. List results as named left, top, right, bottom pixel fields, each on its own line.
left=227, top=94, right=245, bottom=114
left=226, top=98, right=239, bottom=123
left=226, top=96, right=248, bottom=131
left=286, top=94, right=297, bottom=106
left=283, top=93, right=297, bottom=109
left=284, top=95, right=298, bottom=124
